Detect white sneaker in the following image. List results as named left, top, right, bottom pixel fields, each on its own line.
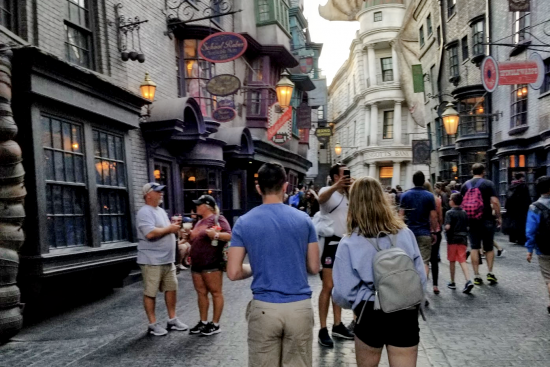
left=176, top=264, right=188, bottom=270
left=148, top=323, right=168, bottom=336
left=167, top=318, right=189, bottom=331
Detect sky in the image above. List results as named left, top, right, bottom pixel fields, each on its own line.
left=303, top=0, right=360, bottom=86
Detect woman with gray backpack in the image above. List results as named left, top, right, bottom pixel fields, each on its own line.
left=332, top=177, right=427, bottom=367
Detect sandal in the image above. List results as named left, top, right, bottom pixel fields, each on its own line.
left=433, top=286, right=440, bottom=295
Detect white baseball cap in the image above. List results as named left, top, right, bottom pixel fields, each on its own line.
left=142, top=182, right=165, bottom=196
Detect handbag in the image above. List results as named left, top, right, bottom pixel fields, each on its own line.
left=214, top=215, right=231, bottom=272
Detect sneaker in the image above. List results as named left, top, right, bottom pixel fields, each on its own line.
left=200, top=322, right=221, bottom=336
left=148, top=323, right=168, bottom=336
left=463, top=280, right=474, bottom=294
left=487, top=273, right=498, bottom=285
left=497, top=249, right=505, bottom=257
left=466, top=251, right=470, bottom=260
left=474, top=277, right=483, bottom=286
left=167, top=318, right=188, bottom=331
left=189, top=321, right=207, bottom=335
left=347, top=320, right=356, bottom=333
left=447, top=282, right=456, bottom=290
left=425, top=299, right=430, bottom=307
left=176, top=264, right=188, bottom=270
left=433, top=286, right=440, bottom=295
left=318, top=327, right=334, bottom=348
left=332, top=322, right=354, bottom=340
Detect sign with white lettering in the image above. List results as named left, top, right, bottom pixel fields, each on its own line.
left=199, top=32, right=248, bottom=63
left=482, top=54, right=544, bottom=91
left=267, top=104, right=292, bottom=145
left=212, top=107, right=236, bottom=123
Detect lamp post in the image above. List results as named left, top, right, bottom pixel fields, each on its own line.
left=140, top=72, right=156, bottom=102
left=275, top=71, right=294, bottom=108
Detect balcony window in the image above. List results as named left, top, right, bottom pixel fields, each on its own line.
left=438, top=118, right=456, bottom=146
left=255, top=0, right=290, bottom=33
left=511, top=84, right=528, bottom=128
left=472, top=21, right=484, bottom=56
left=542, top=58, right=550, bottom=94
left=448, top=45, right=459, bottom=77
left=513, top=12, right=530, bottom=44
left=374, top=11, right=382, bottom=22
left=458, top=97, right=486, bottom=136
left=65, top=0, right=93, bottom=69
left=427, top=14, right=433, bottom=36
left=461, top=36, right=469, bottom=60
left=0, top=0, right=16, bottom=32
left=447, top=0, right=456, bottom=17
left=381, top=57, right=393, bottom=82
left=419, top=26, right=425, bottom=47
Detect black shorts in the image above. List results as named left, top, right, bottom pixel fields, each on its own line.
left=321, top=236, right=341, bottom=269
left=353, top=301, right=419, bottom=348
left=468, top=220, right=495, bottom=251
left=190, top=263, right=223, bottom=273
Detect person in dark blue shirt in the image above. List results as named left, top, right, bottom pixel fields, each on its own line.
left=399, top=171, right=438, bottom=278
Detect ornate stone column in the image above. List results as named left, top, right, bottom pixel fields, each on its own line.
left=404, top=161, right=413, bottom=189
left=369, top=102, right=378, bottom=146
left=368, top=162, right=377, bottom=178
left=366, top=44, right=377, bottom=86
left=363, top=104, right=371, bottom=147
left=390, top=40, right=400, bottom=84
left=392, top=161, right=402, bottom=188
left=393, top=100, right=403, bottom=145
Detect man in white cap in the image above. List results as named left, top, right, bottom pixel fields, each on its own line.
left=136, top=182, right=188, bottom=336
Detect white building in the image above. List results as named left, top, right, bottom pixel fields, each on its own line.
left=325, top=0, right=429, bottom=189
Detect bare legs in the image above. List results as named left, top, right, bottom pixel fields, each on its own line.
left=449, top=261, right=471, bottom=283
left=192, top=271, right=224, bottom=323
left=143, top=291, right=177, bottom=324
left=355, top=337, right=418, bottom=367
left=319, top=268, right=342, bottom=329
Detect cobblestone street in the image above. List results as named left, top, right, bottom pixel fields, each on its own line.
left=1, top=234, right=550, bottom=367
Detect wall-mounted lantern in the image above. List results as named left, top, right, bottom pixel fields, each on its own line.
left=441, top=102, right=459, bottom=135
left=140, top=73, right=156, bottom=102
left=275, top=71, right=294, bottom=108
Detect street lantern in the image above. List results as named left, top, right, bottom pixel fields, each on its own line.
left=140, top=72, right=156, bottom=101
left=441, top=102, right=459, bottom=135
left=334, top=142, right=342, bottom=156
left=275, top=71, right=294, bottom=108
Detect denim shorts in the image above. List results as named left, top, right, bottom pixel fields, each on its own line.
left=468, top=220, right=495, bottom=251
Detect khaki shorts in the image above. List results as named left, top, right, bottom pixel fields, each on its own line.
left=140, top=264, right=178, bottom=298
left=416, top=236, right=432, bottom=264
left=538, top=255, right=550, bottom=285
left=246, top=299, right=313, bottom=367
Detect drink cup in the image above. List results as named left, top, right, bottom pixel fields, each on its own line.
left=183, top=223, right=193, bottom=231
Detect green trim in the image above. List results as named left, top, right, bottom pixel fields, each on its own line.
left=255, top=0, right=290, bottom=34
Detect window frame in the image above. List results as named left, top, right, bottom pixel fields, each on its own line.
left=447, top=0, right=456, bottom=17
left=255, top=0, right=290, bottom=34
left=0, top=0, right=17, bottom=33
left=448, top=45, right=459, bottom=77
left=64, top=0, right=95, bottom=70
left=541, top=58, right=550, bottom=94
left=374, top=11, right=382, bottom=22
left=427, top=14, right=433, bottom=36
left=181, top=167, right=222, bottom=216
left=513, top=11, right=530, bottom=44
left=383, top=110, right=394, bottom=140
left=461, top=36, right=469, bottom=61
left=419, top=25, right=425, bottom=47
left=472, top=20, right=484, bottom=56
left=381, top=57, right=394, bottom=82
left=510, top=84, right=528, bottom=128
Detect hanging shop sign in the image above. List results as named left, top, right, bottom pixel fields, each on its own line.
left=509, top=0, right=530, bottom=12
left=300, top=57, right=314, bottom=74
left=412, top=140, right=431, bottom=165
left=315, top=127, right=332, bottom=143
left=217, top=99, right=235, bottom=108
left=482, top=54, right=544, bottom=92
left=212, top=107, right=237, bottom=123
left=199, top=32, right=248, bottom=63
left=267, top=104, right=293, bottom=145
left=206, top=74, right=241, bottom=96
left=296, top=102, right=312, bottom=129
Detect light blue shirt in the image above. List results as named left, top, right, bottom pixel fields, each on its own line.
left=231, top=203, right=318, bottom=303
left=136, top=205, right=176, bottom=265
left=332, top=228, right=427, bottom=311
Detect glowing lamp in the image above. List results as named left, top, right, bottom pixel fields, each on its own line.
left=334, top=143, right=342, bottom=156
left=140, top=72, right=157, bottom=102
left=441, top=102, right=459, bottom=135
left=275, top=71, right=294, bottom=108
left=154, top=169, right=161, bottom=179
left=188, top=176, right=196, bottom=182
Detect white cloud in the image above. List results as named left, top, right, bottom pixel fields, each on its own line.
left=303, top=0, right=359, bottom=85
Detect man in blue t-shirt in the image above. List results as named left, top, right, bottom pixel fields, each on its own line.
left=399, top=171, right=438, bottom=278
left=228, top=162, right=320, bottom=367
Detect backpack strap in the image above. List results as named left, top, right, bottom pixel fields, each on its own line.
left=366, top=232, right=393, bottom=252
left=474, top=178, right=484, bottom=189
left=533, top=202, right=549, bottom=214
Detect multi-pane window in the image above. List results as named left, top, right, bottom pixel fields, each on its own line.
left=182, top=167, right=221, bottom=216
left=511, top=84, right=528, bottom=128
left=177, top=39, right=217, bottom=116
left=461, top=36, right=469, bottom=60
left=437, top=26, right=441, bottom=46
left=43, top=116, right=86, bottom=248
left=472, top=21, right=484, bottom=56
left=439, top=160, right=459, bottom=182
left=448, top=45, right=459, bottom=77
left=250, top=91, right=262, bottom=115
left=427, top=14, right=433, bottom=36
left=383, top=110, right=394, bottom=139
left=65, top=0, right=93, bottom=69
left=430, top=65, right=436, bottom=95
left=458, top=97, right=486, bottom=136
left=374, top=11, right=382, bottom=22
left=252, top=58, right=263, bottom=81
left=542, top=58, right=550, bottom=94
left=438, top=118, right=456, bottom=146
left=0, top=0, right=15, bottom=32
left=256, top=0, right=290, bottom=32
left=381, top=58, right=393, bottom=82
left=513, top=12, right=530, bottom=44
left=258, top=0, right=270, bottom=22
left=93, top=130, right=128, bottom=243
left=447, top=0, right=456, bottom=17
left=459, top=151, right=486, bottom=182
left=419, top=26, right=425, bottom=47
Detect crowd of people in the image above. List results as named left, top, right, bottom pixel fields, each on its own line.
left=133, top=160, right=550, bottom=367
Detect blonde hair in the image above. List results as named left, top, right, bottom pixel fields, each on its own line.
left=423, top=181, right=434, bottom=194
left=347, top=177, right=406, bottom=237
left=205, top=204, right=220, bottom=216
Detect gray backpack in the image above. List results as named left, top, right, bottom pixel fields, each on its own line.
left=365, top=233, right=424, bottom=313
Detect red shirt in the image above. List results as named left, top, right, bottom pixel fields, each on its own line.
left=190, top=215, right=232, bottom=267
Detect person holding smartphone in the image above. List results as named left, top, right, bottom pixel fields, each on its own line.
left=316, top=163, right=355, bottom=347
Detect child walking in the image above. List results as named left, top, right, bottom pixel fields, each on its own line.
left=445, top=193, right=474, bottom=294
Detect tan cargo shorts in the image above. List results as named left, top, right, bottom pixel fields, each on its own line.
left=416, top=236, right=432, bottom=264
left=140, top=263, right=178, bottom=298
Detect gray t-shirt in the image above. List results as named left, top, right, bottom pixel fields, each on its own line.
left=136, top=205, right=176, bottom=265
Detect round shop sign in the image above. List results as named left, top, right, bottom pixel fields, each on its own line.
left=481, top=56, right=499, bottom=93
left=206, top=74, right=241, bottom=96
left=212, top=107, right=236, bottom=123
left=530, top=52, right=545, bottom=90
left=199, top=32, right=248, bottom=63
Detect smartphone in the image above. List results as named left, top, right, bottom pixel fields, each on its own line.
left=343, top=169, right=351, bottom=177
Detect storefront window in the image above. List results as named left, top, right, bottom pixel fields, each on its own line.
left=181, top=167, right=222, bottom=216
left=176, top=39, right=217, bottom=117
left=438, top=118, right=456, bottom=146
left=511, top=84, right=528, bottom=128
left=439, top=160, right=459, bottom=182
left=459, top=151, right=486, bottom=183
left=379, top=166, right=393, bottom=188
left=154, top=162, right=173, bottom=213
left=458, top=96, right=486, bottom=136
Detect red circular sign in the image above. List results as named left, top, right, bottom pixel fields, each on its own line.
left=481, top=56, right=498, bottom=92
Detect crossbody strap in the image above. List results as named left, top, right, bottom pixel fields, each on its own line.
left=329, top=195, right=345, bottom=214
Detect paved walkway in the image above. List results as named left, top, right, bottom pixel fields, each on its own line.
left=1, top=234, right=550, bottom=366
